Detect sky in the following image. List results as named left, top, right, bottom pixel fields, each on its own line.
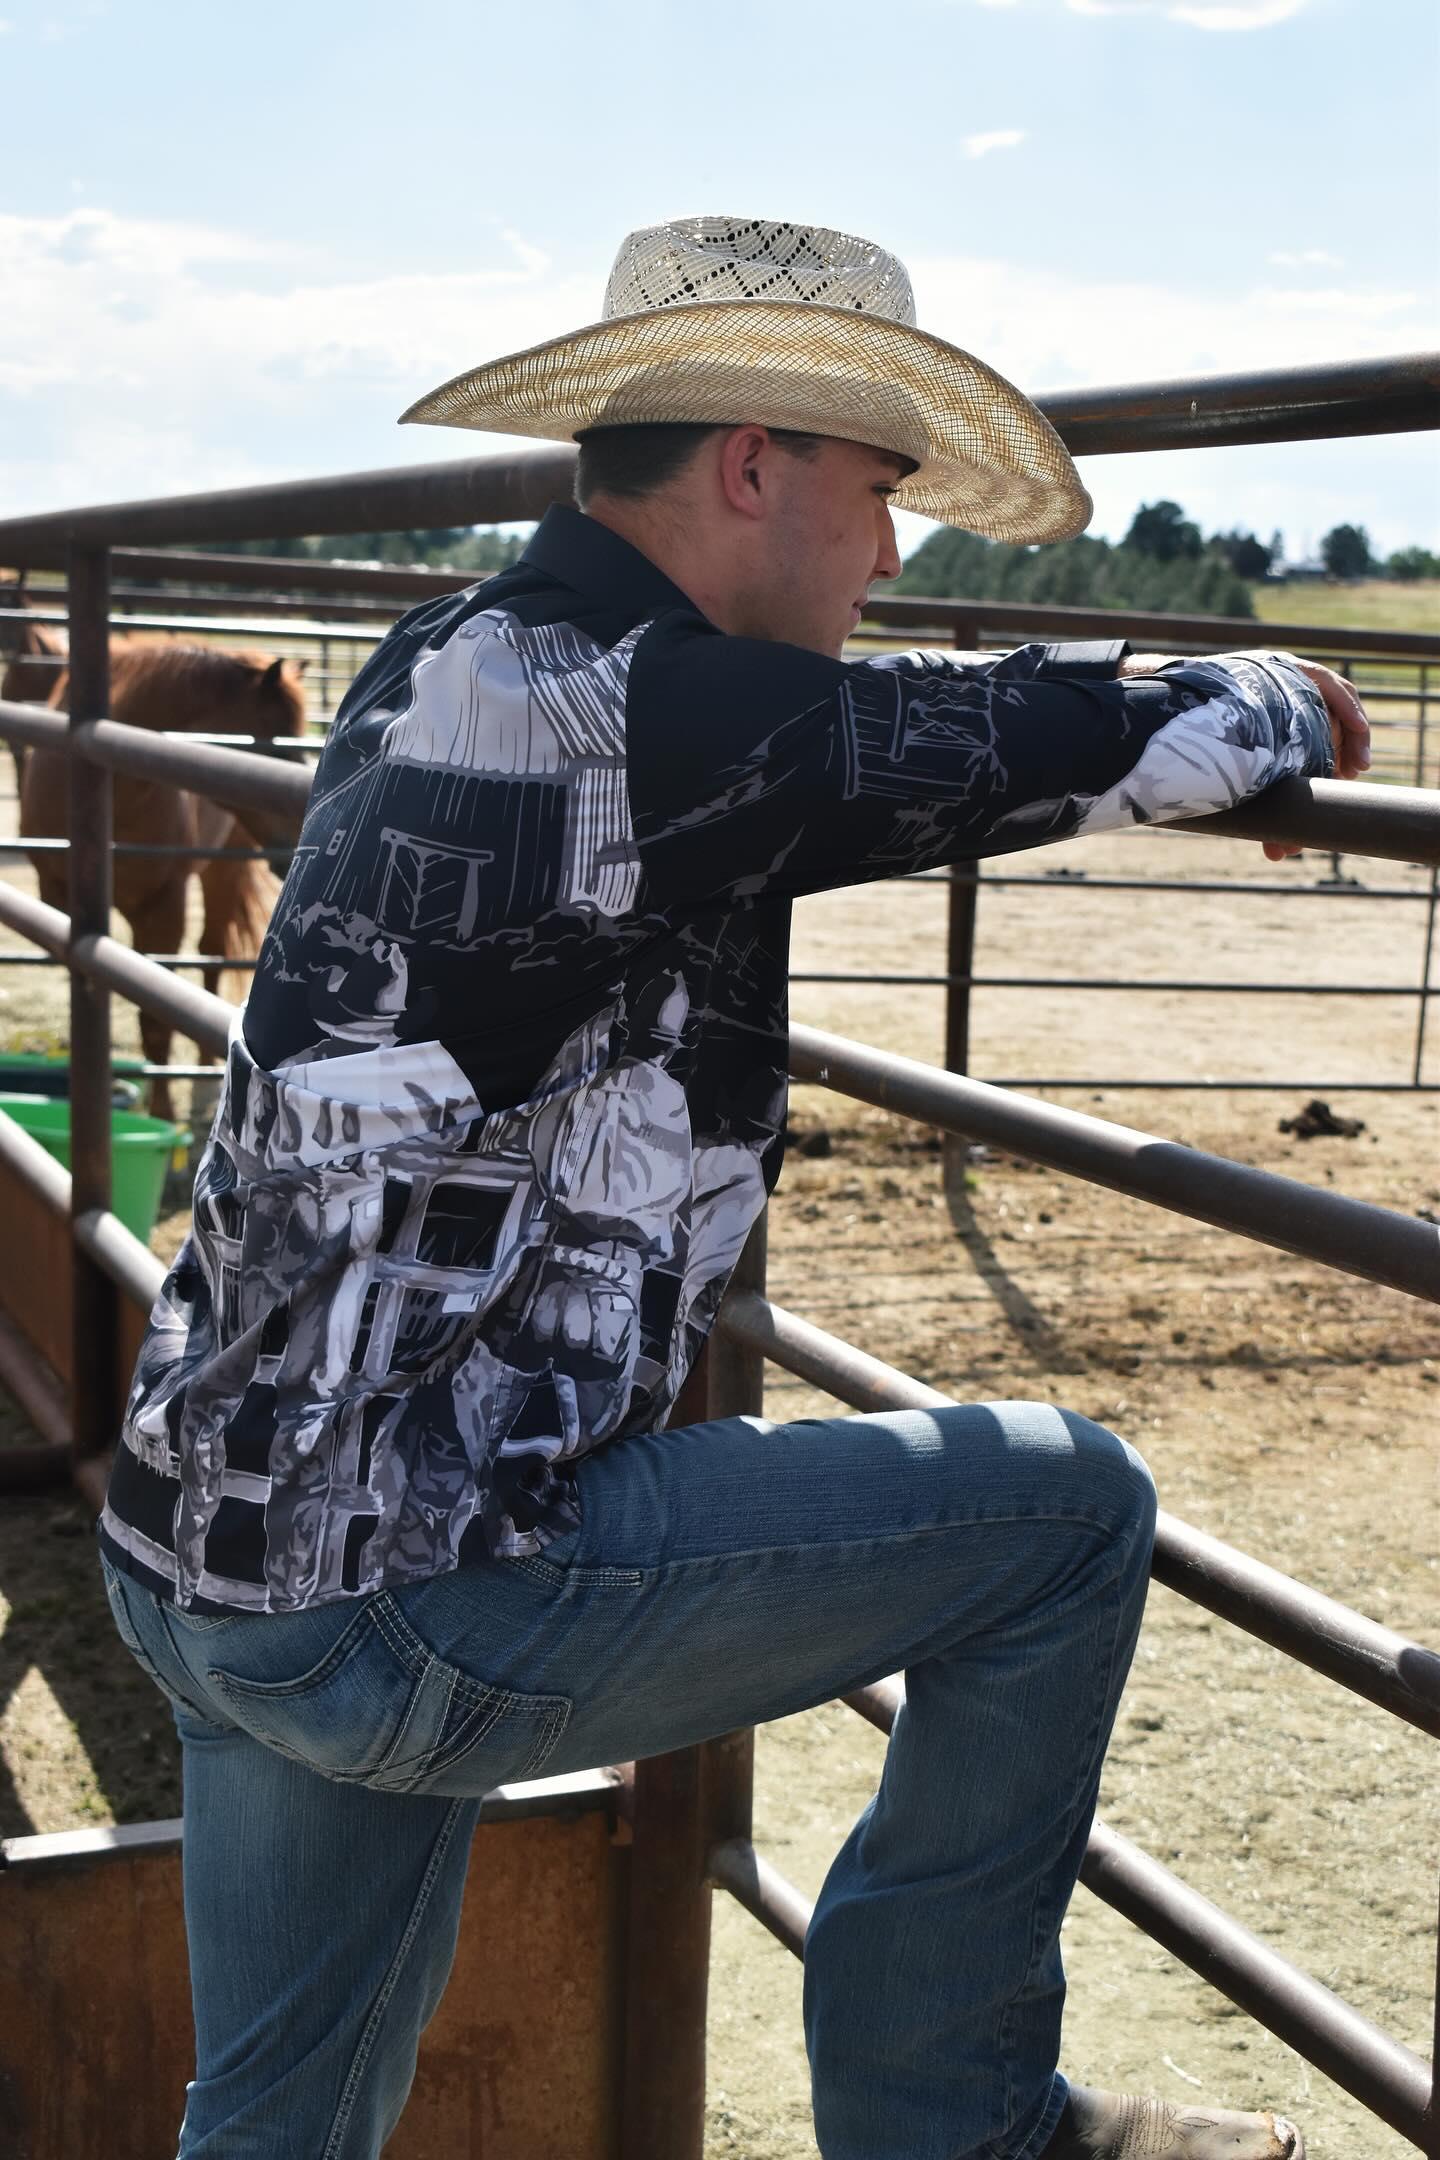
left=2, top=0, right=1437, bottom=563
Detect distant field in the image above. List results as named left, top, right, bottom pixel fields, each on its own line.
left=1251, top=578, right=1440, bottom=635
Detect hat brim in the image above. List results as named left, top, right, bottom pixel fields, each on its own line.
left=398, top=300, right=1090, bottom=542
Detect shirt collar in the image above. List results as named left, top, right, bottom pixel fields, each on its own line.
left=521, top=503, right=699, bottom=621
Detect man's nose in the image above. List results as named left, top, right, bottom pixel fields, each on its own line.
left=873, top=508, right=903, bottom=585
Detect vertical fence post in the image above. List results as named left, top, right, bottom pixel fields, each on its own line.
left=1413, top=863, right=1438, bottom=1090
left=1418, top=662, right=1430, bottom=791
left=620, top=1214, right=767, bottom=2160
left=66, top=546, right=119, bottom=1472
left=943, top=865, right=979, bottom=1185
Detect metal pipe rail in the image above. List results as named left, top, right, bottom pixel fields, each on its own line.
left=705, top=1289, right=1438, bottom=2146
left=0, top=1098, right=164, bottom=1512
left=10, top=562, right=1440, bottom=669
left=709, top=1689, right=1432, bottom=2146
left=0, top=1097, right=168, bottom=1316
left=2, top=713, right=1437, bottom=1285
left=715, top=1290, right=1440, bottom=1738
left=0, top=882, right=232, bottom=1058
left=793, top=972, right=1430, bottom=996
left=860, top=594, right=1440, bottom=665
left=0, top=701, right=312, bottom=823
left=0, top=353, right=1433, bottom=566
left=9, top=874, right=1430, bottom=2125
left=3, top=697, right=1437, bottom=873
left=788, top=1024, right=1440, bottom=1304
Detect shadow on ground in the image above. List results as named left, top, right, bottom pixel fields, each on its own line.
left=943, top=1158, right=1085, bottom=1376
left=0, top=1393, right=181, bottom=1838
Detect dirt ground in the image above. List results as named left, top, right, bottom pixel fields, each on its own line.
left=1, top=811, right=1437, bottom=2160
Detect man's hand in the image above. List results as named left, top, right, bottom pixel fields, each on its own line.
left=1119, top=650, right=1372, bottom=862
left=1284, top=656, right=1371, bottom=776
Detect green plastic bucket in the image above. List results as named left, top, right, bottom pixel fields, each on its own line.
left=0, top=1094, right=189, bottom=1244
left=0, top=1052, right=145, bottom=1107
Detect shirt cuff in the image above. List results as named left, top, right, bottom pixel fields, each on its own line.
left=1034, top=638, right=1132, bottom=680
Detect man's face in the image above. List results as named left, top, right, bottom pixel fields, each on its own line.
left=743, top=436, right=908, bottom=660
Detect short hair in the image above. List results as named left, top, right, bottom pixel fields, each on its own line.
left=574, top=423, right=823, bottom=507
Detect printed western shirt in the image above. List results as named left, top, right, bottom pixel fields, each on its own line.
left=100, top=505, right=1333, bottom=1612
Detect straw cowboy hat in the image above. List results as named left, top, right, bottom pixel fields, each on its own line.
left=400, top=215, right=1091, bottom=543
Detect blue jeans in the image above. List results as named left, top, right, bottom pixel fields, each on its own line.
left=101, top=1400, right=1156, bottom=2160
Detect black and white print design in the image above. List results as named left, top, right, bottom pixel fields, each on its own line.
left=101, top=509, right=1332, bottom=1613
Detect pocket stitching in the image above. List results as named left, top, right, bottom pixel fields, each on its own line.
left=371, top=1595, right=496, bottom=1713
left=511, top=1555, right=644, bottom=1590
left=204, top=1590, right=570, bottom=1792
left=517, top=1697, right=570, bottom=1780
left=206, top=1600, right=377, bottom=1706
left=368, top=1597, right=452, bottom=1781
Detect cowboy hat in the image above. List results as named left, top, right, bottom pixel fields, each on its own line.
left=399, top=215, right=1091, bottom=542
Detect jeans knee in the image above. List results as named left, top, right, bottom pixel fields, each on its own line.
left=1055, top=1410, right=1157, bottom=1555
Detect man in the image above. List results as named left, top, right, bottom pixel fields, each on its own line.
left=100, top=216, right=1367, bottom=2159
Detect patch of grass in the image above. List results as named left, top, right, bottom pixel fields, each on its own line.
left=1252, top=579, right=1440, bottom=636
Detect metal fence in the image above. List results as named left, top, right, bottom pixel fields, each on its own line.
left=3, top=600, right=1438, bottom=1094
left=0, top=348, right=1437, bottom=2154
left=5, top=454, right=1438, bottom=1104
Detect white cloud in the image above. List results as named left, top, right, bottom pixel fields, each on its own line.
left=1171, top=0, right=1307, bottom=23
left=907, top=252, right=1437, bottom=395
left=901, top=250, right=1439, bottom=551
left=0, top=206, right=601, bottom=513
left=1269, top=248, right=1343, bottom=269
left=1256, top=285, right=1418, bottom=317
left=1067, top=0, right=1308, bottom=21
left=963, top=130, right=1026, bottom=159
left=0, top=206, right=579, bottom=400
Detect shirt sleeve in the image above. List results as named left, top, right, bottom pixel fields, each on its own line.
left=625, top=615, right=1333, bottom=910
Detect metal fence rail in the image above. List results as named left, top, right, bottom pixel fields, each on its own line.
left=0, top=347, right=1436, bottom=2155
left=0, top=714, right=1435, bottom=2145
left=7, top=574, right=1438, bottom=1098
left=4, top=692, right=1436, bottom=1095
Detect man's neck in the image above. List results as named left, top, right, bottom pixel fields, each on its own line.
left=581, top=495, right=738, bottom=636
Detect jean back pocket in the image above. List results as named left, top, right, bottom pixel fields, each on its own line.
left=206, top=1594, right=570, bottom=1796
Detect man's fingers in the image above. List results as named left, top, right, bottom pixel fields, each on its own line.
left=1291, top=658, right=1371, bottom=777
left=1328, top=675, right=1371, bottom=776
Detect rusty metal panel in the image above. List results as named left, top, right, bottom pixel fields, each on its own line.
left=393, top=1808, right=626, bottom=2160
left=0, top=1804, right=626, bottom=2160
left=0, top=1143, right=73, bottom=1386
left=0, top=1828, right=190, bottom=2159
left=116, top=1293, right=148, bottom=1409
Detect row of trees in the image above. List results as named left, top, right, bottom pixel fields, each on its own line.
left=192, top=529, right=526, bottom=574
left=896, top=501, right=1439, bottom=614
left=1315, top=524, right=1439, bottom=582
left=895, top=502, right=1259, bottom=616
left=194, top=508, right=1434, bottom=608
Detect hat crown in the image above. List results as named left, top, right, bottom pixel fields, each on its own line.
left=603, top=216, right=918, bottom=326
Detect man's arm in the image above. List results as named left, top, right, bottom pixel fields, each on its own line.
left=626, top=619, right=1352, bottom=909
left=1119, top=649, right=1371, bottom=860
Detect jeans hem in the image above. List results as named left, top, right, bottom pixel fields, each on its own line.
left=999, top=2070, right=1069, bottom=2160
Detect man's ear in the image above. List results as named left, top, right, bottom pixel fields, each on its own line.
left=715, top=425, right=778, bottom=521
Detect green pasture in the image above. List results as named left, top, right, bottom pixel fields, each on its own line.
left=1252, top=578, right=1440, bottom=636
